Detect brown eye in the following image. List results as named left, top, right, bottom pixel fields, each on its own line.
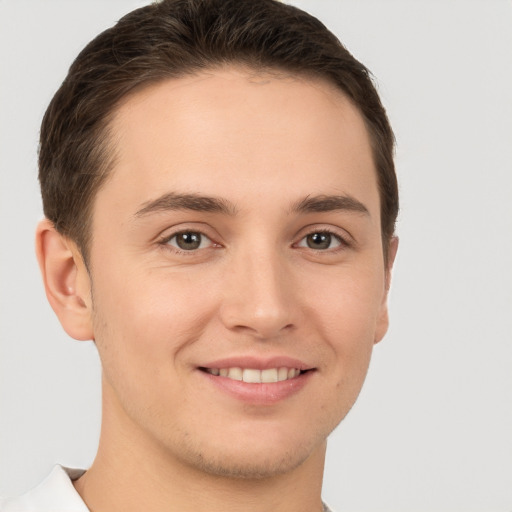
left=168, top=231, right=207, bottom=251
left=297, top=231, right=342, bottom=250
left=306, top=232, right=331, bottom=249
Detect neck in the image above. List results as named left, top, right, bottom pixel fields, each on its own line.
left=73, top=378, right=327, bottom=512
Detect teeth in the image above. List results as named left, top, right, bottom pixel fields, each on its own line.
left=277, top=367, right=289, bottom=382
left=206, top=366, right=302, bottom=383
left=261, top=368, right=278, bottom=383
left=243, top=368, right=261, bottom=383
left=228, top=367, right=243, bottom=381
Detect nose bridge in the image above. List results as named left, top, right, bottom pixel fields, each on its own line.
left=220, top=240, right=294, bottom=338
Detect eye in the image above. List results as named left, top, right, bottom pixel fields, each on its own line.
left=297, top=231, right=343, bottom=250
left=165, top=231, right=213, bottom=251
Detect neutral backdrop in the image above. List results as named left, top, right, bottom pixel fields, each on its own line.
left=1, top=1, right=511, bottom=511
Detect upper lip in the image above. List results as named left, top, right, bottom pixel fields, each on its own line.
left=198, top=356, right=314, bottom=371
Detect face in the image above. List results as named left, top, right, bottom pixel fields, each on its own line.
left=85, top=67, right=393, bottom=478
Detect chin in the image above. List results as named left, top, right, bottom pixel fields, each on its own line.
left=180, top=445, right=314, bottom=480
left=168, top=420, right=332, bottom=480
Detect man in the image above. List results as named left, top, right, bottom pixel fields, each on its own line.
left=1, top=0, right=398, bottom=510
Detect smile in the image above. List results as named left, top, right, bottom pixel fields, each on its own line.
left=201, top=367, right=302, bottom=383
left=198, top=360, right=315, bottom=404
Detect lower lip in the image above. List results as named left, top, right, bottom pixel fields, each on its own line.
left=199, top=370, right=313, bottom=405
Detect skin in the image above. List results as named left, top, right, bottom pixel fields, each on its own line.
left=36, top=67, right=397, bottom=512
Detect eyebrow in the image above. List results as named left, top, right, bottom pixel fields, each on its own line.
left=291, top=194, right=370, bottom=216
left=134, top=192, right=238, bottom=218
left=134, top=191, right=369, bottom=219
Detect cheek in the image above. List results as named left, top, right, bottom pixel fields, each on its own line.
left=312, top=265, right=384, bottom=335
left=307, top=265, right=384, bottom=379
left=90, top=266, right=218, bottom=392
left=95, top=260, right=215, bottom=331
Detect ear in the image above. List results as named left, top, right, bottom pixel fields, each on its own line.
left=35, top=219, right=94, bottom=341
left=374, top=236, right=399, bottom=344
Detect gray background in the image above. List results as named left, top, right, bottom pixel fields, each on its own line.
left=1, top=1, right=511, bottom=510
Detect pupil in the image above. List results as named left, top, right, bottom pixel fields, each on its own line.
left=177, top=232, right=201, bottom=250
left=307, top=232, right=330, bottom=249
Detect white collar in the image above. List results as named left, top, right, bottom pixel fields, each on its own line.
left=1, top=465, right=88, bottom=512
left=2, top=465, right=334, bottom=512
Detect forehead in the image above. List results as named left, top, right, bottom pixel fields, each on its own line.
left=99, top=66, right=378, bottom=217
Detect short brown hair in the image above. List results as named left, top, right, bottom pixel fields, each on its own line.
left=39, top=0, right=398, bottom=263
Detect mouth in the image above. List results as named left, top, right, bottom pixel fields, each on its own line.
left=197, top=357, right=315, bottom=404
left=199, top=366, right=309, bottom=383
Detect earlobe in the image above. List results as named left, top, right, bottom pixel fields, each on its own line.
left=374, top=236, right=399, bottom=345
left=35, top=219, right=94, bottom=341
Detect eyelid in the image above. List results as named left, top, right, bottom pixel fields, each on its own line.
left=156, top=224, right=222, bottom=253
left=154, top=223, right=353, bottom=255
left=296, top=232, right=342, bottom=250
left=294, top=225, right=353, bottom=250
left=165, top=231, right=214, bottom=250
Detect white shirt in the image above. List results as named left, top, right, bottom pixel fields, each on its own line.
left=0, top=466, right=88, bottom=511
left=1, top=466, right=334, bottom=511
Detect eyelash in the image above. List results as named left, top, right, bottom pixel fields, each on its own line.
left=158, top=230, right=218, bottom=255
left=294, top=229, right=349, bottom=252
left=157, top=228, right=351, bottom=255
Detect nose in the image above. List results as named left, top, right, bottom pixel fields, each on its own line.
left=219, top=248, right=296, bottom=339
